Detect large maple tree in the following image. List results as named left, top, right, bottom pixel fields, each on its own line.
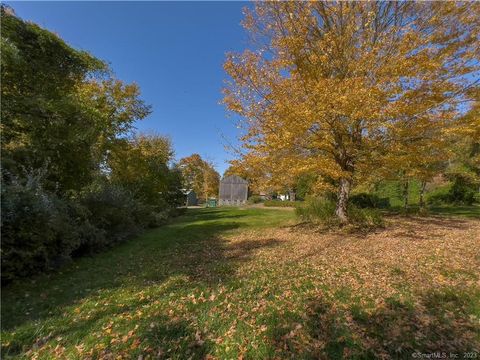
left=224, top=1, right=479, bottom=222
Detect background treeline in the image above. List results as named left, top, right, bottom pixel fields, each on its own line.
left=178, top=154, right=220, bottom=203
left=1, top=7, right=184, bottom=283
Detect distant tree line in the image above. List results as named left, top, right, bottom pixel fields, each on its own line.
left=178, top=154, right=220, bottom=202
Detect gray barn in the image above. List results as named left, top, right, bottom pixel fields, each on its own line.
left=218, top=175, right=248, bottom=206
left=182, top=189, right=198, bottom=206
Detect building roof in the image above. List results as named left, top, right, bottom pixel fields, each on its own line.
left=181, top=189, right=195, bottom=195
left=220, top=175, right=248, bottom=185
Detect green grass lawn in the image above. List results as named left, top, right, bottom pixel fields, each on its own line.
left=372, top=179, right=423, bottom=208
left=365, top=179, right=480, bottom=218
left=428, top=204, right=480, bottom=218
left=2, top=207, right=479, bottom=359
left=1, top=208, right=295, bottom=359
left=384, top=204, right=480, bottom=219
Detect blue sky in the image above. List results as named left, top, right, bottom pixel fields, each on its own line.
left=8, top=1, right=250, bottom=175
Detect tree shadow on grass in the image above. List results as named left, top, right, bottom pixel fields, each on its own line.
left=5, top=311, right=213, bottom=359
left=406, top=216, right=471, bottom=230
left=0, top=222, right=229, bottom=327
left=136, top=315, right=213, bottom=360
left=369, top=215, right=473, bottom=242
left=182, top=208, right=250, bottom=223
left=429, top=205, right=480, bottom=219
left=268, top=286, right=480, bottom=359
left=2, top=209, right=285, bottom=358
left=2, top=291, right=155, bottom=357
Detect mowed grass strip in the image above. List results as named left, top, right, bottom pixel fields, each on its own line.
left=2, top=207, right=479, bottom=359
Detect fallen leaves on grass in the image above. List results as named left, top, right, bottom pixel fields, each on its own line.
left=3, top=215, right=479, bottom=359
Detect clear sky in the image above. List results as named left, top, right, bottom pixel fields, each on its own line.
left=7, top=1, right=250, bottom=175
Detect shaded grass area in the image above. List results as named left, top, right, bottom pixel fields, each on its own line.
left=429, top=204, right=480, bottom=218
left=300, top=286, right=480, bottom=358
left=1, top=207, right=294, bottom=359
left=2, top=207, right=479, bottom=359
left=385, top=204, right=480, bottom=219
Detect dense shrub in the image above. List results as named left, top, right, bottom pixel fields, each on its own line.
left=248, top=195, right=264, bottom=204
left=349, top=193, right=390, bottom=209
left=427, top=185, right=451, bottom=205
left=296, top=197, right=384, bottom=229
left=1, top=177, right=84, bottom=283
left=295, top=173, right=316, bottom=200
left=75, top=183, right=148, bottom=252
left=347, top=206, right=384, bottom=228
left=264, top=199, right=298, bottom=207
left=448, top=175, right=477, bottom=205
left=1, top=175, right=181, bottom=283
left=427, top=176, right=478, bottom=205
left=295, top=197, right=337, bottom=225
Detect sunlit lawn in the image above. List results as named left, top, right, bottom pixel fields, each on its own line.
left=2, top=207, right=479, bottom=359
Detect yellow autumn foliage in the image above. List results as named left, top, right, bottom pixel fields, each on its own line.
left=223, top=1, right=480, bottom=221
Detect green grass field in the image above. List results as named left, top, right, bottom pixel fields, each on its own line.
left=1, top=208, right=295, bottom=359
left=365, top=180, right=480, bottom=218
left=2, top=207, right=479, bottom=359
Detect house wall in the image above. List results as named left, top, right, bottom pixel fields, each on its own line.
left=185, top=191, right=197, bottom=206
left=218, top=176, right=248, bottom=206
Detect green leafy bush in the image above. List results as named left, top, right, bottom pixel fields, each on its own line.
left=427, top=185, right=451, bottom=205
left=295, top=197, right=338, bottom=226
left=448, top=175, right=477, bottom=205
left=1, top=175, right=179, bottom=283
left=347, top=206, right=384, bottom=229
left=349, top=193, right=390, bottom=209
left=248, top=195, right=264, bottom=204
left=1, top=176, right=83, bottom=283
left=427, top=176, right=477, bottom=205
left=76, top=182, right=146, bottom=251
left=295, top=173, right=316, bottom=200
left=296, top=197, right=384, bottom=229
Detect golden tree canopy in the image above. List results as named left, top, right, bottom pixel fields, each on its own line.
left=179, top=154, right=220, bottom=201
left=224, top=1, right=480, bottom=220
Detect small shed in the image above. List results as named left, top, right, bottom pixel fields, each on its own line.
left=182, top=189, right=197, bottom=206
left=218, top=175, right=248, bottom=206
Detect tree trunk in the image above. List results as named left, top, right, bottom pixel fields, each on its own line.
left=419, top=180, right=427, bottom=209
left=289, top=189, right=296, bottom=202
left=402, top=180, right=409, bottom=211
left=335, top=177, right=351, bottom=223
